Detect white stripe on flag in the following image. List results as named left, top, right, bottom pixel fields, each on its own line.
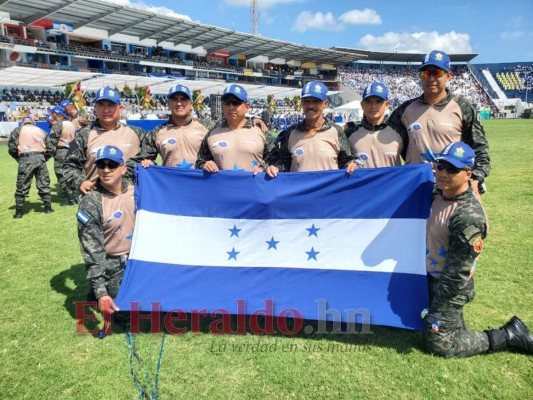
left=130, top=210, right=426, bottom=274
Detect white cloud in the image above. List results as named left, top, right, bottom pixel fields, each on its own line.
left=293, top=11, right=343, bottom=32
left=101, top=0, right=192, bottom=20
left=358, top=31, right=473, bottom=54
left=224, top=0, right=304, bottom=8
left=501, top=31, right=533, bottom=39
left=339, top=9, right=382, bottom=25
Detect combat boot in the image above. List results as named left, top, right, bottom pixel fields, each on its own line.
left=61, top=195, right=77, bottom=207
left=13, top=207, right=23, bottom=219
left=486, top=316, right=533, bottom=354
left=501, top=316, right=533, bottom=354
left=44, top=204, right=55, bottom=214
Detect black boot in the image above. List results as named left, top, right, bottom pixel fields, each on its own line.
left=44, top=204, right=55, bottom=214
left=486, top=316, right=533, bottom=354
left=61, top=195, right=77, bottom=206
left=13, top=207, right=23, bottom=219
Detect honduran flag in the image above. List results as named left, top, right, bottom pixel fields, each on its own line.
left=115, top=164, right=434, bottom=330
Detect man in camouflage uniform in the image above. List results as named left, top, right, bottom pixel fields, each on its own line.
left=64, top=86, right=148, bottom=195
left=49, top=105, right=78, bottom=205
left=8, top=117, right=54, bottom=218
left=424, top=142, right=533, bottom=357
left=60, top=98, right=89, bottom=131
left=77, top=145, right=135, bottom=317
left=388, top=50, right=490, bottom=196
left=269, top=81, right=359, bottom=177
left=141, top=84, right=208, bottom=168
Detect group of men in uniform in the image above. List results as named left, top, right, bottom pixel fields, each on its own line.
left=7, top=49, right=533, bottom=356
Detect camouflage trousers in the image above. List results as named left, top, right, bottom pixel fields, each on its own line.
left=14, top=153, right=52, bottom=208
left=54, top=148, right=72, bottom=197
left=90, top=255, right=126, bottom=300
left=425, top=292, right=490, bottom=358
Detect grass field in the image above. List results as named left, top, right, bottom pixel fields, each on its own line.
left=0, top=119, right=532, bottom=399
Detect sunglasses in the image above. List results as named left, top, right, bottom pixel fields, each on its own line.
left=222, top=99, right=244, bottom=107
left=95, top=160, right=121, bottom=170
left=435, top=161, right=465, bottom=174
left=419, top=69, right=448, bottom=79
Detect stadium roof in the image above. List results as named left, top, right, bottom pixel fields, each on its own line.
left=0, top=0, right=365, bottom=65
left=0, top=66, right=309, bottom=99
left=332, top=48, right=478, bottom=63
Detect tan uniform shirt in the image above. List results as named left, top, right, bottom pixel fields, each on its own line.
left=84, top=125, right=141, bottom=183
left=58, top=120, right=76, bottom=149
left=155, top=120, right=207, bottom=167
left=17, top=125, right=47, bottom=154
left=206, top=125, right=267, bottom=171
left=102, top=184, right=136, bottom=256
left=348, top=121, right=403, bottom=168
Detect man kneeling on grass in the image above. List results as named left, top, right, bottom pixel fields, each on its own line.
left=424, top=141, right=532, bottom=357
left=77, top=145, right=134, bottom=323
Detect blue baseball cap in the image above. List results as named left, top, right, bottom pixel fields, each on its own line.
left=221, top=84, right=248, bottom=102
left=419, top=50, right=450, bottom=71
left=94, top=145, right=124, bottom=164
left=20, top=117, right=34, bottom=125
left=168, top=84, right=192, bottom=100
left=93, top=87, right=121, bottom=105
left=60, top=99, right=74, bottom=107
left=362, top=82, right=389, bottom=101
left=301, top=81, right=328, bottom=101
left=49, top=105, right=68, bottom=118
left=436, top=142, right=475, bottom=169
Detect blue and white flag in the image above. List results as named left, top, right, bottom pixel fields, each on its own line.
left=116, top=164, right=434, bottom=330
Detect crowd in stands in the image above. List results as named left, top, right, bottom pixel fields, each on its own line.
left=339, top=65, right=492, bottom=109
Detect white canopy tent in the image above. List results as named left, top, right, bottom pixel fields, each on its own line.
left=335, top=100, right=363, bottom=122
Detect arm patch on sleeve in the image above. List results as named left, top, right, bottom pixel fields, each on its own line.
left=463, top=225, right=482, bottom=244
left=77, top=210, right=91, bottom=225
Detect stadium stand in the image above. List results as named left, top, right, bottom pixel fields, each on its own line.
left=0, top=0, right=530, bottom=132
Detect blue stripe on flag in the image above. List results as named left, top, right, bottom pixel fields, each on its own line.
left=133, top=164, right=434, bottom=219
left=116, top=260, right=427, bottom=330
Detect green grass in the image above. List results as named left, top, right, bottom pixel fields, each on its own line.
left=0, top=119, right=532, bottom=399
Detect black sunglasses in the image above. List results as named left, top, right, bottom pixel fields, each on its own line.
left=95, top=160, right=121, bottom=170
left=435, top=161, right=463, bottom=174
left=222, top=99, right=244, bottom=107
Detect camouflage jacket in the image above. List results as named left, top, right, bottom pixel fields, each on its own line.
left=77, top=180, right=135, bottom=299
left=276, top=120, right=356, bottom=172
left=427, top=186, right=488, bottom=313
left=388, top=90, right=490, bottom=181
left=7, top=125, right=54, bottom=161
left=64, top=120, right=148, bottom=191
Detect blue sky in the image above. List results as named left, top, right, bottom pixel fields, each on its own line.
left=104, top=0, right=533, bottom=64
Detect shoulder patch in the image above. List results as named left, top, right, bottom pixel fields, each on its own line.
left=463, top=225, right=482, bottom=244
left=472, top=237, right=484, bottom=253
left=77, top=210, right=91, bottom=225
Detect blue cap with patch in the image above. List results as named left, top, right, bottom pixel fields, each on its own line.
left=168, top=84, right=192, bottom=100
left=50, top=105, right=68, bottom=118
left=362, top=81, right=389, bottom=100
left=94, top=145, right=124, bottom=164
left=221, top=84, right=248, bottom=102
left=301, top=81, right=328, bottom=101
left=419, top=50, right=450, bottom=71
left=93, top=87, right=121, bottom=105
left=436, top=142, right=475, bottom=169
left=60, top=99, right=74, bottom=107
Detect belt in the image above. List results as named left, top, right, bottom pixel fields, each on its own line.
left=19, top=152, right=44, bottom=157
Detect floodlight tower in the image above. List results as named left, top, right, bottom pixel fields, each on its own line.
left=251, top=0, right=259, bottom=36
